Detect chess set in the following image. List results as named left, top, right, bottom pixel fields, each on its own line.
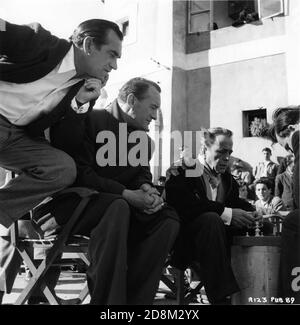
left=245, top=213, right=286, bottom=237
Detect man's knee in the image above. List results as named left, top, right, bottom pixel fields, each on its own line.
left=198, top=212, right=224, bottom=229
left=45, top=151, right=76, bottom=189
left=159, top=216, right=180, bottom=238
left=56, top=152, right=76, bottom=187
left=105, top=199, right=131, bottom=228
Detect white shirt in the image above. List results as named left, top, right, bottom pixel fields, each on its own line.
left=0, top=46, right=82, bottom=126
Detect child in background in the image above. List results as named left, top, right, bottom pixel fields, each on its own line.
left=254, top=178, right=284, bottom=215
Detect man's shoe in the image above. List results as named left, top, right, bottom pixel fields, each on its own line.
left=165, top=276, right=198, bottom=303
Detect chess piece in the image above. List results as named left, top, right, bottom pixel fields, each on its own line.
left=255, top=221, right=260, bottom=237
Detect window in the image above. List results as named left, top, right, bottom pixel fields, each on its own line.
left=188, top=0, right=212, bottom=33
left=242, top=109, right=267, bottom=138
left=258, top=0, right=284, bottom=20
left=188, top=0, right=287, bottom=34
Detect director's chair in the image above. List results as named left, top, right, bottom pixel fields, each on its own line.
left=10, top=187, right=98, bottom=305
left=160, top=259, right=205, bottom=305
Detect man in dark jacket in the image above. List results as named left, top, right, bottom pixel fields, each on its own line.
left=165, top=127, right=257, bottom=304
left=46, top=77, right=179, bottom=305
left=0, top=18, right=123, bottom=228
left=261, top=106, right=299, bottom=304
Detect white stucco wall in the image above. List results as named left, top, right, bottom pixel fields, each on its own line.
left=101, top=0, right=174, bottom=181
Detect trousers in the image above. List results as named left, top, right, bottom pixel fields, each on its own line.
left=0, top=114, right=76, bottom=228
left=279, top=209, right=300, bottom=304
left=0, top=192, right=180, bottom=305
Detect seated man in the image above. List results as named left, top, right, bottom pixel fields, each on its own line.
left=254, top=178, right=284, bottom=214
left=47, top=77, right=180, bottom=305
left=275, top=154, right=294, bottom=210
left=165, top=127, right=263, bottom=305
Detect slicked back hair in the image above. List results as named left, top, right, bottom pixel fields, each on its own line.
left=70, top=19, right=123, bottom=50
left=118, top=77, right=161, bottom=103
left=204, top=127, right=233, bottom=148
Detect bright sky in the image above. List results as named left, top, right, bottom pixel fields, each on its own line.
left=0, top=0, right=107, bottom=38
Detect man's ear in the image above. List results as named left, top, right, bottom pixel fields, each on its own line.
left=82, top=36, right=94, bottom=55
left=126, top=93, right=136, bottom=108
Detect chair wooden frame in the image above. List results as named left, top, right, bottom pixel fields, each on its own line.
left=160, top=262, right=204, bottom=305
left=10, top=187, right=97, bottom=305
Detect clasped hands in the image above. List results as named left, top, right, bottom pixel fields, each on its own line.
left=122, top=184, right=165, bottom=215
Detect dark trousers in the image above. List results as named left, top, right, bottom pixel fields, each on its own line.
left=171, top=212, right=240, bottom=304
left=0, top=114, right=76, bottom=228
left=0, top=193, right=179, bottom=305
left=279, top=209, right=300, bottom=304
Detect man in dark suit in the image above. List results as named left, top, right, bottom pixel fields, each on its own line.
left=47, top=77, right=179, bottom=305
left=165, top=128, right=258, bottom=304
left=261, top=106, right=299, bottom=304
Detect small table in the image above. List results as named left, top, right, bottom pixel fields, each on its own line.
left=231, top=235, right=281, bottom=305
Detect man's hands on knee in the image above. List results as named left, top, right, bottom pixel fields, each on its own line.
left=122, top=189, right=155, bottom=211
left=231, top=209, right=255, bottom=228
left=75, top=78, right=103, bottom=104
left=140, top=183, right=165, bottom=214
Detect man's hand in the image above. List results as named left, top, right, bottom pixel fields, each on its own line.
left=143, top=194, right=165, bottom=214
left=140, top=183, right=164, bottom=214
left=122, top=189, right=154, bottom=211
left=140, top=183, right=160, bottom=196
left=231, top=209, right=255, bottom=228
left=75, top=78, right=102, bottom=104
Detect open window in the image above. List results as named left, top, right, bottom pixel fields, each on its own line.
left=258, top=0, right=285, bottom=20
left=242, top=108, right=267, bottom=138
left=187, top=0, right=287, bottom=34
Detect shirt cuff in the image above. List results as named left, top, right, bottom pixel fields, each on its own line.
left=220, top=207, right=232, bottom=225
left=71, top=97, right=89, bottom=114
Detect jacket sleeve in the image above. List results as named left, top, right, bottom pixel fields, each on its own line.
left=49, top=108, right=126, bottom=195
left=0, top=19, right=70, bottom=83
left=275, top=174, right=283, bottom=197
left=26, top=82, right=94, bottom=136
left=272, top=196, right=284, bottom=212
left=165, top=170, right=225, bottom=223
left=128, top=137, right=154, bottom=189
left=74, top=125, right=126, bottom=195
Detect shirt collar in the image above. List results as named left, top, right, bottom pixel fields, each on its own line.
left=57, top=45, right=76, bottom=74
